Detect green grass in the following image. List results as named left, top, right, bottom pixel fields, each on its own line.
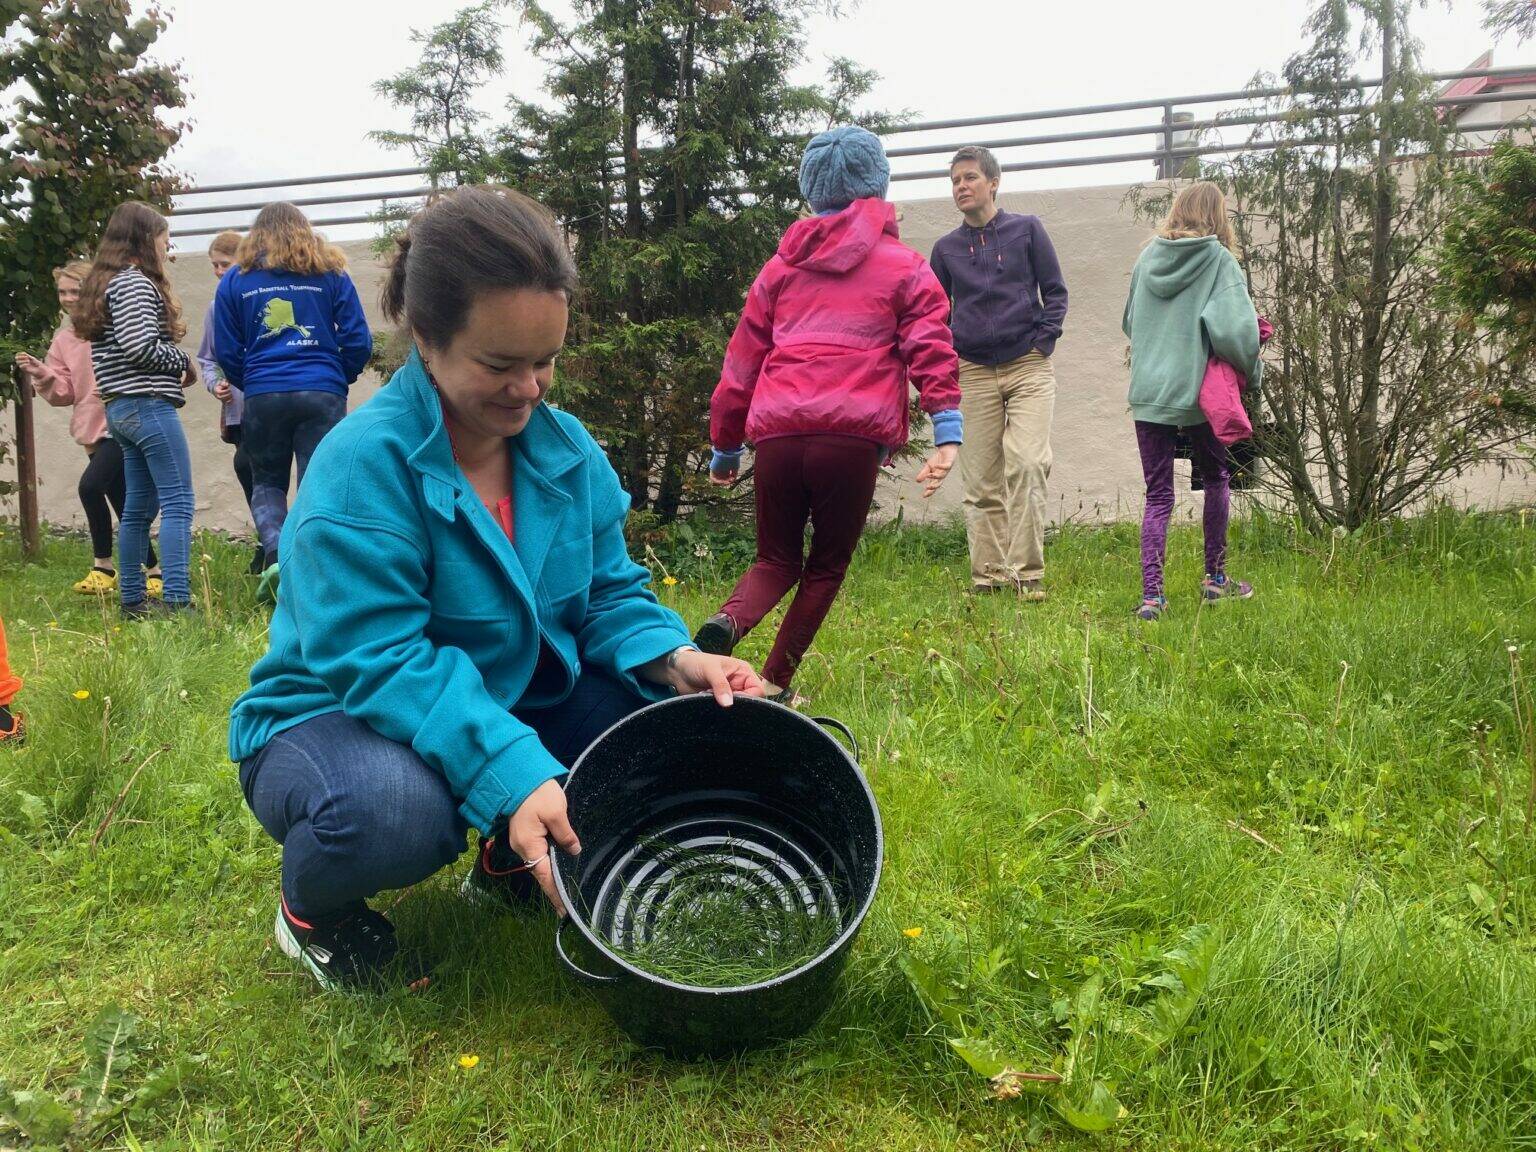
left=2, top=507, right=1535, bottom=1150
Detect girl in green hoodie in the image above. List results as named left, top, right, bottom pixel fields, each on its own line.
left=1122, top=182, right=1262, bottom=621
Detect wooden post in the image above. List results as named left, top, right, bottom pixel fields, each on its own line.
left=14, top=371, right=40, bottom=557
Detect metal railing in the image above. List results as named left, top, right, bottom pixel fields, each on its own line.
left=168, top=64, right=1536, bottom=238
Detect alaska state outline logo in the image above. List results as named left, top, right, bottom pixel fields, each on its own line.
left=258, top=297, right=313, bottom=340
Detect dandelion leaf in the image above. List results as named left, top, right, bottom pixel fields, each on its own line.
left=1, top=1083, right=74, bottom=1144
left=899, top=953, right=966, bottom=1031
left=1055, top=1079, right=1127, bottom=1132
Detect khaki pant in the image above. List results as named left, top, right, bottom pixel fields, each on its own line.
left=958, top=352, right=1056, bottom=585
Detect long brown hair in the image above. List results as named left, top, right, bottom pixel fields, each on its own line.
left=237, top=202, right=347, bottom=276
left=73, top=202, right=184, bottom=341
left=1157, top=181, right=1238, bottom=254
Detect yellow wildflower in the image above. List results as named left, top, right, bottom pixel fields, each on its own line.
left=73, top=689, right=90, bottom=701
left=457, top=1054, right=480, bottom=1070
left=902, top=927, right=923, bottom=939
left=662, top=575, right=678, bottom=587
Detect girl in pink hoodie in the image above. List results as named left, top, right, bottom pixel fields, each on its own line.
left=17, top=262, right=161, bottom=596
left=694, top=126, right=962, bottom=701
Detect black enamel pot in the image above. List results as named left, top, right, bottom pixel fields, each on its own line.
left=550, top=694, right=881, bottom=1056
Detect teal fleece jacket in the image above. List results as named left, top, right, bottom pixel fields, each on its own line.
left=227, top=348, right=692, bottom=834
left=1121, top=236, right=1262, bottom=426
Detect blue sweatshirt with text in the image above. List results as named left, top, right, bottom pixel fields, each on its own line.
left=214, top=265, right=372, bottom=398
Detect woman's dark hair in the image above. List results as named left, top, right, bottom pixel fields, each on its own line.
left=950, top=145, right=1001, bottom=183
left=382, top=186, right=578, bottom=350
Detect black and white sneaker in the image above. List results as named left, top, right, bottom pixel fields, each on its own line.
left=459, top=826, right=541, bottom=911
left=274, top=897, right=421, bottom=991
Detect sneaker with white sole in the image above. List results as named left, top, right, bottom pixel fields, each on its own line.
left=274, top=896, right=421, bottom=992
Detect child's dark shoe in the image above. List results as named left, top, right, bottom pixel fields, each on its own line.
left=459, top=825, right=541, bottom=911
left=692, top=613, right=739, bottom=657
left=0, top=705, right=24, bottom=748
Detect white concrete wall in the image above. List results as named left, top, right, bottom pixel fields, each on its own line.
left=6, top=181, right=1533, bottom=537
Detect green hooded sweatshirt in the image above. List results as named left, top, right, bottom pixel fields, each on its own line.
left=1121, top=236, right=1262, bottom=426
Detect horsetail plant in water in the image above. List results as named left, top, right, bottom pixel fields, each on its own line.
left=601, top=837, right=846, bottom=988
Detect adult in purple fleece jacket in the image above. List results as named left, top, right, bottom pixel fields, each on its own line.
left=930, top=145, right=1069, bottom=599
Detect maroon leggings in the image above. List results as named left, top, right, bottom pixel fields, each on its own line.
left=718, top=435, right=881, bottom=689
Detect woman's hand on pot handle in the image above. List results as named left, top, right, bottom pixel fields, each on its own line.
left=507, top=778, right=581, bottom=915
left=916, top=443, right=959, bottom=498
left=646, top=647, right=765, bottom=706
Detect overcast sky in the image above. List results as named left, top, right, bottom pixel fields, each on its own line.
left=154, top=0, right=1513, bottom=248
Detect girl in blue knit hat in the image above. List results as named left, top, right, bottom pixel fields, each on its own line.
left=695, top=126, right=963, bottom=702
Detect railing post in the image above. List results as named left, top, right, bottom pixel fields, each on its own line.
left=1159, top=102, right=1175, bottom=179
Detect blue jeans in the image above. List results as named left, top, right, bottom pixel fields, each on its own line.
left=104, top=397, right=194, bottom=605
left=239, top=671, right=649, bottom=920
left=242, top=390, right=347, bottom=560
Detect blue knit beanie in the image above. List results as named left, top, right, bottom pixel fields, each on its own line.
left=799, top=126, right=890, bottom=213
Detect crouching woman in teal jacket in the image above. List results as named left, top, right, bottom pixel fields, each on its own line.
left=229, top=187, right=764, bottom=991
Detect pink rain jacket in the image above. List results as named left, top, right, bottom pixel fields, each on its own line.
left=710, top=198, right=960, bottom=452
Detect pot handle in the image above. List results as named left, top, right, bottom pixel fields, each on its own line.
left=811, top=715, right=860, bottom=764
left=555, top=917, right=620, bottom=986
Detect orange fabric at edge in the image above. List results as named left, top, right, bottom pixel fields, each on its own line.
left=0, top=615, right=22, bottom=707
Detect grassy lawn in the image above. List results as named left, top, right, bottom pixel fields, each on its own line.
left=2, top=508, right=1535, bottom=1150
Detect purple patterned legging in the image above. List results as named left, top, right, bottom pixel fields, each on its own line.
left=1135, top=420, right=1230, bottom=600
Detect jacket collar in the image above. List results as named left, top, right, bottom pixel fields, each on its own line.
left=398, top=345, right=583, bottom=600
left=401, top=346, right=584, bottom=486
left=963, top=207, right=1006, bottom=238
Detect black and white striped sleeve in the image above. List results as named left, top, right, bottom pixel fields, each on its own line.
left=106, top=274, right=191, bottom=375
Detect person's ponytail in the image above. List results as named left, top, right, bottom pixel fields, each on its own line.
left=381, top=229, right=411, bottom=326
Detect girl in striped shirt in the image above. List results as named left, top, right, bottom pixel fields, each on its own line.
left=72, top=202, right=199, bottom=617
left=17, top=261, right=163, bottom=597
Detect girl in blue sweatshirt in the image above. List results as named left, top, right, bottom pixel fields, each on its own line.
left=214, top=203, right=372, bottom=589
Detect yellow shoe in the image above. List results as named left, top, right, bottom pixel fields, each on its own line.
left=73, top=568, right=117, bottom=595
left=146, top=576, right=165, bottom=600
